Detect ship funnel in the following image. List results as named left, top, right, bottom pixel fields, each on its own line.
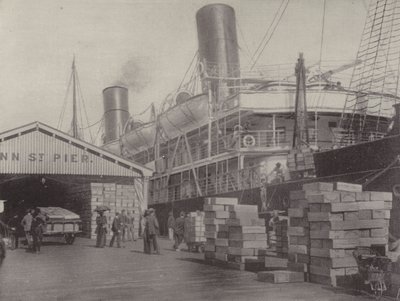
left=102, top=86, right=130, bottom=144
left=196, top=4, right=240, bottom=100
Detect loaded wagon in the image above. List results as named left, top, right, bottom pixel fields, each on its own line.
left=39, top=207, right=82, bottom=244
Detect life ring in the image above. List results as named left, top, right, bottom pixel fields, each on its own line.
left=243, top=135, right=256, bottom=147
left=393, top=184, right=400, bottom=197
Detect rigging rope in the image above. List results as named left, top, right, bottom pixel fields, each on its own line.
left=178, top=51, right=198, bottom=91
left=250, top=0, right=287, bottom=66
left=237, top=22, right=255, bottom=67
left=319, top=0, right=327, bottom=78
left=57, top=71, right=73, bottom=130
left=250, top=0, right=290, bottom=70
left=76, top=71, right=94, bottom=142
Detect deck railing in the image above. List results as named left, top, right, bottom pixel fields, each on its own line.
left=237, top=129, right=289, bottom=149
left=149, top=167, right=264, bottom=204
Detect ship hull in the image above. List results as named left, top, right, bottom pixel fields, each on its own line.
left=152, top=135, right=400, bottom=238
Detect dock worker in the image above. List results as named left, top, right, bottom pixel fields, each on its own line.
left=31, top=208, right=46, bottom=254
left=167, top=211, right=175, bottom=241
left=173, top=211, right=185, bottom=251
left=95, top=211, right=107, bottom=248
left=8, top=214, right=20, bottom=250
left=141, top=210, right=150, bottom=254
left=146, top=208, right=160, bottom=255
left=270, top=162, right=284, bottom=184
left=126, top=210, right=135, bottom=242
left=110, top=212, right=122, bottom=248
left=121, top=209, right=128, bottom=244
left=21, top=209, right=33, bottom=250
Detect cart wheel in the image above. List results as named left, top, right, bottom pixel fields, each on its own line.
left=197, top=244, right=205, bottom=253
left=65, top=234, right=75, bottom=245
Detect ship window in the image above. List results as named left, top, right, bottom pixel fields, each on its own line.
left=328, top=121, right=337, bottom=128
left=276, top=127, right=286, bottom=144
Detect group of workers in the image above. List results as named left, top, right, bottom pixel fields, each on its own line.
left=95, top=209, right=138, bottom=249
left=95, top=208, right=194, bottom=255
left=6, top=208, right=47, bottom=254
left=95, top=208, right=161, bottom=255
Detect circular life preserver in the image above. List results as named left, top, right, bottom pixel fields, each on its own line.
left=243, top=135, right=256, bottom=147
left=393, top=184, right=400, bottom=197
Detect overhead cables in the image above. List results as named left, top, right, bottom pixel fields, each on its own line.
left=250, top=0, right=290, bottom=70
left=57, top=70, right=73, bottom=130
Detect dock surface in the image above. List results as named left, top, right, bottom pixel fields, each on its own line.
left=0, top=238, right=368, bottom=300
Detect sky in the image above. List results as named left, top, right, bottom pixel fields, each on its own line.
left=0, top=0, right=368, bottom=144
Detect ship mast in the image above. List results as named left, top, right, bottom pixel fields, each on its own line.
left=292, top=53, right=309, bottom=148
left=71, top=57, right=79, bottom=139
left=339, top=0, right=400, bottom=144
left=57, top=57, right=94, bottom=142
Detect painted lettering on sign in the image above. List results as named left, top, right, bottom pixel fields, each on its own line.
left=0, top=152, right=92, bottom=163
left=52, top=154, right=90, bottom=163
left=0, top=152, right=19, bottom=161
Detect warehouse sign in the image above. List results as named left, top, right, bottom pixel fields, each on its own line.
left=0, top=152, right=92, bottom=163
left=0, top=122, right=152, bottom=177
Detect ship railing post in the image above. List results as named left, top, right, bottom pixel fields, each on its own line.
left=273, top=114, right=276, bottom=147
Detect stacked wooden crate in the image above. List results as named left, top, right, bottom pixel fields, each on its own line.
left=64, top=184, right=92, bottom=237
left=275, top=218, right=288, bottom=258
left=227, top=204, right=267, bottom=269
left=287, top=148, right=315, bottom=172
left=204, top=197, right=234, bottom=262
left=186, top=211, right=206, bottom=244
left=287, top=188, right=311, bottom=276
left=89, top=182, right=141, bottom=239
left=357, top=190, right=392, bottom=251
left=287, top=181, right=392, bottom=287
left=203, top=197, right=268, bottom=270
left=307, top=182, right=392, bottom=286
left=307, top=182, right=359, bottom=286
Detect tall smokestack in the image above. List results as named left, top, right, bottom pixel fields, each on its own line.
left=196, top=4, right=240, bottom=100
left=102, top=86, right=130, bottom=144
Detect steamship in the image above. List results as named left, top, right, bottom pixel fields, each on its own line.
left=100, top=2, right=400, bottom=236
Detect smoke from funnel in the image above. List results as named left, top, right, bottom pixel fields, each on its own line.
left=114, top=57, right=152, bottom=92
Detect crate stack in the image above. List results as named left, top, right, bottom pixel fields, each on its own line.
left=307, top=182, right=393, bottom=286
left=227, top=204, right=267, bottom=269
left=306, top=182, right=359, bottom=286
left=357, top=190, right=392, bottom=252
left=287, top=181, right=392, bottom=287
left=203, top=197, right=268, bottom=270
left=286, top=188, right=311, bottom=276
left=287, top=148, right=315, bottom=173
left=89, top=183, right=141, bottom=239
left=275, top=218, right=288, bottom=258
left=204, top=197, right=234, bottom=263
left=186, top=211, right=206, bottom=245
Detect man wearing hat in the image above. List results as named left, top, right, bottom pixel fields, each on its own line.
left=146, top=208, right=160, bottom=254
left=110, top=212, right=122, bottom=248
left=95, top=211, right=107, bottom=248
left=173, top=211, right=185, bottom=251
